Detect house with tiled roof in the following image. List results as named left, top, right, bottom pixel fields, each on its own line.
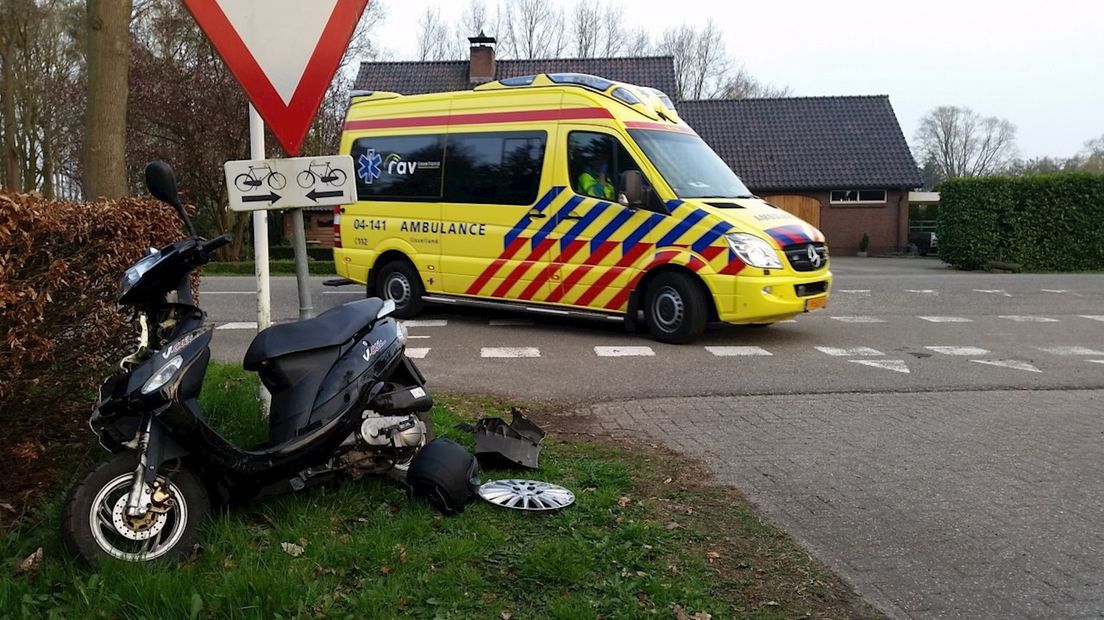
left=313, top=35, right=921, bottom=254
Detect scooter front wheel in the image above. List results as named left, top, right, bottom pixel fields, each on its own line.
left=61, top=452, right=209, bottom=564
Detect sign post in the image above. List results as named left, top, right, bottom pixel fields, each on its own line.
left=182, top=0, right=370, bottom=319
left=248, top=105, right=271, bottom=410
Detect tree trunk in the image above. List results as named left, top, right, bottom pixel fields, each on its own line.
left=1, top=39, right=19, bottom=191
left=81, top=0, right=132, bottom=200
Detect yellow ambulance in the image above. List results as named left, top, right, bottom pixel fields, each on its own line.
left=334, top=73, right=830, bottom=343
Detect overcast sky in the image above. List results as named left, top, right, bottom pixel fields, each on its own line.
left=371, top=0, right=1103, bottom=160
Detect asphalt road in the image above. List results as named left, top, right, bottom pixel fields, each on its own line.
left=201, top=257, right=1104, bottom=401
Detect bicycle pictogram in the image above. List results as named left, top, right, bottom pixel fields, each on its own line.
left=297, top=159, right=348, bottom=189
left=234, top=164, right=287, bottom=192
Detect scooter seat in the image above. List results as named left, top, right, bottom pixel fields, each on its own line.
left=242, top=298, right=385, bottom=370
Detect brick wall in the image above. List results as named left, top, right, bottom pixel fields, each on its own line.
left=283, top=211, right=335, bottom=248
left=797, top=189, right=908, bottom=255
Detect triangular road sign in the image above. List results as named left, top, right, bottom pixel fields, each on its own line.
left=182, top=0, right=370, bottom=155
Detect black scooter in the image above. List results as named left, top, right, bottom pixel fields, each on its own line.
left=61, top=161, right=475, bottom=563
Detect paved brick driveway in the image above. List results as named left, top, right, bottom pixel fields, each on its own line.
left=587, top=389, right=1104, bottom=619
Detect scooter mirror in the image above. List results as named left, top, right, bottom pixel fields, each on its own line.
left=145, top=160, right=181, bottom=209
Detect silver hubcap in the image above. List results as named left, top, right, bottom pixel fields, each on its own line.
left=383, top=273, right=411, bottom=306
left=652, top=286, right=684, bottom=332
left=88, top=473, right=188, bottom=562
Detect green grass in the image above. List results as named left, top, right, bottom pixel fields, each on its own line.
left=1, top=365, right=873, bottom=619
left=203, top=260, right=336, bottom=276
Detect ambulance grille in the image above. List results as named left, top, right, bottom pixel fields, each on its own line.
left=783, top=242, right=828, bottom=272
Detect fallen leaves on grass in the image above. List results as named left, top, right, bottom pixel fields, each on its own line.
left=281, top=542, right=305, bottom=557
left=705, top=551, right=721, bottom=563
left=617, top=496, right=631, bottom=507
left=674, top=604, right=712, bottom=620
left=17, top=547, right=42, bottom=575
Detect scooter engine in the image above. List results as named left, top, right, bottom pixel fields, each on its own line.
left=341, top=413, right=429, bottom=477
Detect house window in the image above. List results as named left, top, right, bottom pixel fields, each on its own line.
left=830, top=189, right=887, bottom=204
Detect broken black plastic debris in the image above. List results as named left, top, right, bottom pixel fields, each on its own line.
left=472, top=409, right=546, bottom=470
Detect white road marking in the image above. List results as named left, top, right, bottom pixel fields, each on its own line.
left=1038, top=346, right=1104, bottom=356
left=401, top=320, right=448, bottom=327
left=926, top=346, right=990, bottom=356
left=407, top=335, right=431, bottom=339
left=216, top=322, right=257, bottom=330
left=404, top=348, right=430, bottom=359
left=974, top=289, right=1012, bottom=297
left=203, top=291, right=253, bottom=295
left=594, top=346, right=655, bottom=357
left=489, top=318, right=534, bottom=326
left=1090, top=360, right=1104, bottom=365
left=1081, top=315, right=1104, bottom=322
left=838, top=289, right=871, bottom=294
left=322, top=291, right=363, bottom=295
left=816, top=346, right=884, bottom=357
left=999, top=315, right=1059, bottom=323
left=970, top=359, right=1042, bottom=373
left=1041, top=289, right=1068, bottom=294
left=850, top=359, right=910, bottom=374
left=481, top=347, right=540, bottom=358
left=779, top=319, right=798, bottom=323
left=917, top=316, right=973, bottom=323
left=705, top=346, right=772, bottom=357
left=905, top=289, right=938, bottom=295
left=830, top=316, right=886, bottom=323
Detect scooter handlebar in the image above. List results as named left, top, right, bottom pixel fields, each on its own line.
left=200, top=233, right=232, bottom=255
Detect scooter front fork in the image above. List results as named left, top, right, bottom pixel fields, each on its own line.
left=125, top=417, right=156, bottom=517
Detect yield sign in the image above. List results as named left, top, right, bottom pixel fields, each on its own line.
left=182, top=0, right=369, bottom=155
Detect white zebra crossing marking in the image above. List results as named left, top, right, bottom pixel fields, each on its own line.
left=481, top=347, right=540, bottom=358
left=1081, top=315, right=1104, bottom=322
left=838, top=289, right=871, bottom=295
left=974, top=289, right=1012, bottom=297
left=850, top=359, right=910, bottom=374
left=1038, top=346, right=1104, bottom=356
left=816, top=346, right=883, bottom=357
left=917, top=316, right=973, bottom=323
left=831, top=316, right=886, bottom=323
left=905, top=289, right=938, bottom=295
left=594, top=346, right=655, bottom=357
left=405, top=348, right=430, bottom=359
left=705, top=346, right=772, bottom=357
left=216, top=322, right=257, bottom=330
left=1041, top=289, right=1069, bottom=294
left=926, top=346, right=990, bottom=356
left=401, top=320, right=448, bottom=327
left=970, top=360, right=1041, bottom=373
left=999, top=315, right=1059, bottom=323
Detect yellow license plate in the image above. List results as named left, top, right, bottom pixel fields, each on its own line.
left=805, top=296, right=827, bottom=312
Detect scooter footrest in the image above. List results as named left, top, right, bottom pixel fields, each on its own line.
left=371, top=386, right=432, bottom=413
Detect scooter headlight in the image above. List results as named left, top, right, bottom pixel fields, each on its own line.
left=396, top=321, right=408, bottom=345
left=725, top=233, right=783, bottom=269
left=141, top=355, right=183, bottom=395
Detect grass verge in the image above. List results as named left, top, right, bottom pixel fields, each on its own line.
left=1, top=364, right=876, bottom=619
left=203, top=260, right=337, bottom=276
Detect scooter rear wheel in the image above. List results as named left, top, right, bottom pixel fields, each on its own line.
left=61, top=452, right=209, bottom=564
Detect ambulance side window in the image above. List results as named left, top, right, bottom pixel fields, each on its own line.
left=351, top=135, right=444, bottom=201
left=567, top=131, right=643, bottom=200
left=443, top=131, right=546, bottom=205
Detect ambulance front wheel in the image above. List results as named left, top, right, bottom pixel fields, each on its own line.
left=643, top=272, right=707, bottom=344
left=375, top=260, right=425, bottom=319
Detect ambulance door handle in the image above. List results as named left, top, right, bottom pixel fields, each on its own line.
left=527, top=210, right=547, bottom=219
left=561, top=213, right=582, bottom=221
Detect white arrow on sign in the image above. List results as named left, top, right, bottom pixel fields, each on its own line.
left=225, top=155, right=356, bottom=212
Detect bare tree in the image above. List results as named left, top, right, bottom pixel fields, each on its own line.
left=913, top=106, right=1018, bottom=178
left=1081, top=134, right=1104, bottom=173
left=415, top=6, right=459, bottom=61
left=623, top=27, right=651, bottom=56
left=720, top=66, right=792, bottom=99
left=83, top=0, right=133, bottom=199
left=571, top=0, right=627, bottom=58
left=660, top=20, right=733, bottom=100
left=497, top=0, right=567, bottom=60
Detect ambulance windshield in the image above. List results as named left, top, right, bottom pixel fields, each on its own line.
left=628, top=130, right=753, bottom=199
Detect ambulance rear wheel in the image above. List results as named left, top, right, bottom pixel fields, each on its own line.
left=644, top=272, right=707, bottom=344
left=375, top=260, right=424, bottom=319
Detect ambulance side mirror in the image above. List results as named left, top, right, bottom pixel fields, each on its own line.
left=619, top=170, right=645, bottom=209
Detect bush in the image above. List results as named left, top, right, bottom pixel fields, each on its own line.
left=937, top=173, right=1104, bottom=271
left=203, top=259, right=336, bottom=275
left=0, top=190, right=184, bottom=507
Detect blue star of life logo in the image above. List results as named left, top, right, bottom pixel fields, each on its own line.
left=357, top=149, right=382, bottom=184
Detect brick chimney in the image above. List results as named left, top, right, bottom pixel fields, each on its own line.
left=468, top=31, right=496, bottom=85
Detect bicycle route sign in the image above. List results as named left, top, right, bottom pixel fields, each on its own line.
left=224, top=155, right=356, bottom=212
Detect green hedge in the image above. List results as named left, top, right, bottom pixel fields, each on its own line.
left=204, top=260, right=336, bottom=276
left=937, top=173, right=1104, bottom=271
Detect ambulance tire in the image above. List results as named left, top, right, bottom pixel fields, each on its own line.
left=375, top=260, right=425, bottom=319
left=644, top=272, right=707, bottom=344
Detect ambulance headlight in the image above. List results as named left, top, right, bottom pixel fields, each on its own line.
left=725, top=233, right=783, bottom=269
